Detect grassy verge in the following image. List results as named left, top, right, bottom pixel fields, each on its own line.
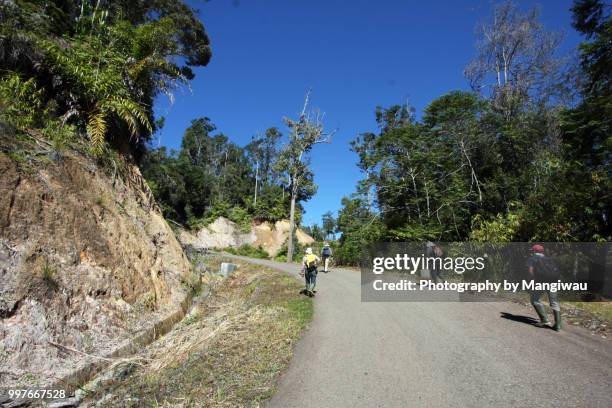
left=88, top=259, right=313, bottom=407
left=567, top=301, right=612, bottom=322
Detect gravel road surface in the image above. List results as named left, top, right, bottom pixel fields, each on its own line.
left=224, top=255, right=611, bottom=408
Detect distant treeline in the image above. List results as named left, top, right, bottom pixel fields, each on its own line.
left=141, top=120, right=311, bottom=229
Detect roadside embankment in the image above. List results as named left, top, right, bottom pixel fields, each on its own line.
left=0, top=148, right=193, bottom=391
left=84, top=256, right=313, bottom=407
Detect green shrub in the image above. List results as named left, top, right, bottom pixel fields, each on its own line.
left=187, top=217, right=208, bottom=231
left=187, top=204, right=253, bottom=233
left=274, top=237, right=304, bottom=263
left=469, top=201, right=524, bottom=242
left=42, top=120, right=77, bottom=152
left=192, top=201, right=230, bottom=229
left=228, top=206, right=252, bottom=232
left=0, top=74, right=44, bottom=131
left=334, top=220, right=386, bottom=266
left=226, top=244, right=269, bottom=259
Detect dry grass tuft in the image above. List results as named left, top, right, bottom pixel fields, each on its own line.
left=89, top=259, right=313, bottom=407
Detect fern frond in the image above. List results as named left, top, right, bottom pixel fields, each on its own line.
left=128, top=57, right=149, bottom=78
left=111, top=99, right=140, bottom=136
left=87, top=111, right=107, bottom=156
left=102, top=96, right=152, bottom=138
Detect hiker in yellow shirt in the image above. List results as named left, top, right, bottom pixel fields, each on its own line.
left=300, top=247, right=320, bottom=297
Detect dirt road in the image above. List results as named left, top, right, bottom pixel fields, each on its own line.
left=226, top=255, right=611, bottom=408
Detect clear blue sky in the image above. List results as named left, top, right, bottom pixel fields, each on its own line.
left=153, top=0, right=582, bottom=227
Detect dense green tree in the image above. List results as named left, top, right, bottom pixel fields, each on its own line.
left=321, top=211, right=336, bottom=240
left=0, top=0, right=211, bottom=156
left=564, top=0, right=610, bottom=168
left=303, top=224, right=325, bottom=242
left=352, top=95, right=491, bottom=241
left=557, top=0, right=611, bottom=240
left=245, top=127, right=283, bottom=206
left=335, top=197, right=386, bottom=265
left=140, top=146, right=187, bottom=221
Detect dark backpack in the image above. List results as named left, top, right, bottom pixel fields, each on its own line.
left=322, top=247, right=331, bottom=257
left=531, top=256, right=560, bottom=283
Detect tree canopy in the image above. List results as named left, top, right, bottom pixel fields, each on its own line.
left=0, top=0, right=211, bottom=156
left=141, top=118, right=305, bottom=229
left=334, top=0, right=611, bottom=264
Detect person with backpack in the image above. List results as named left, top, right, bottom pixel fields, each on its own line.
left=300, top=247, right=320, bottom=297
left=321, top=242, right=333, bottom=273
left=426, top=241, right=445, bottom=283
left=527, top=244, right=562, bottom=331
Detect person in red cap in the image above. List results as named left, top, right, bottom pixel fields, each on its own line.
left=526, top=244, right=562, bottom=331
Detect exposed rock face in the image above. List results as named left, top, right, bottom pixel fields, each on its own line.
left=0, top=152, right=192, bottom=389
left=252, top=219, right=315, bottom=256
left=192, top=217, right=256, bottom=249
left=177, top=217, right=314, bottom=256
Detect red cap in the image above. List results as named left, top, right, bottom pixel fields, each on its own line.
left=531, top=244, right=544, bottom=253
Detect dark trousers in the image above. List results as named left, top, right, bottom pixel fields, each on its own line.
left=305, top=267, right=317, bottom=291
left=432, top=268, right=444, bottom=283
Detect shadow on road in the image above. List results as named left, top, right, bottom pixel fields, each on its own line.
left=500, top=312, right=550, bottom=329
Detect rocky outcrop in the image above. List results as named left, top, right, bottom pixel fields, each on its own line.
left=177, top=217, right=314, bottom=256
left=0, top=151, right=192, bottom=390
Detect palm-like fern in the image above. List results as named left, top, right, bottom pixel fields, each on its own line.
left=86, top=111, right=107, bottom=156
left=86, top=97, right=152, bottom=155
left=1, top=1, right=210, bottom=156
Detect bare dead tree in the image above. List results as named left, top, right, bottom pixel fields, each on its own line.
left=458, top=138, right=483, bottom=203
left=464, top=1, right=563, bottom=119
left=278, top=90, right=335, bottom=262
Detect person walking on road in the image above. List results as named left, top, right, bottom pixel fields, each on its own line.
left=321, top=242, right=333, bottom=273
left=426, top=241, right=445, bottom=283
left=527, top=244, right=562, bottom=331
left=300, top=247, right=320, bottom=297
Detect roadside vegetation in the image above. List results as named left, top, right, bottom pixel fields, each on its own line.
left=88, top=259, right=313, bottom=407
left=505, top=292, right=612, bottom=336
left=224, top=244, right=270, bottom=259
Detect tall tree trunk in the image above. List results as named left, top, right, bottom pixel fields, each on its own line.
left=287, top=178, right=297, bottom=263
left=253, top=160, right=259, bottom=206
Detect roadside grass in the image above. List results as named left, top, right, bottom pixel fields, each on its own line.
left=91, top=260, right=313, bottom=407
left=502, top=290, right=611, bottom=334
left=567, top=302, right=612, bottom=323
left=561, top=301, right=612, bottom=333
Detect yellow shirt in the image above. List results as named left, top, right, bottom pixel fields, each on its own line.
left=303, top=254, right=319, bottom=267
